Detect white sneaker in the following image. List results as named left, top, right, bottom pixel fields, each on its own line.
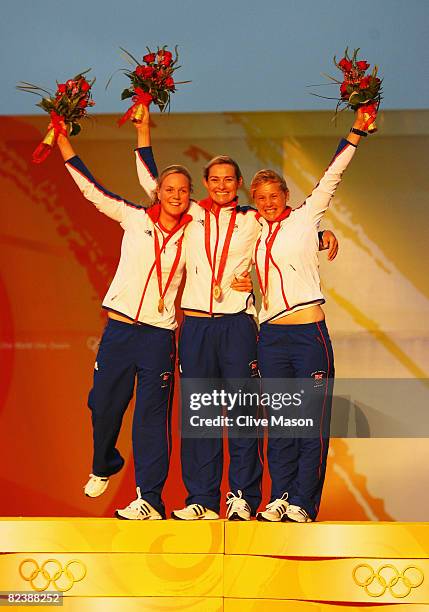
left=84, top=474, right=109, bottom=498
left=115, top=488, right=163, bottom=520
left=286, top=504, right=313, bottom=523
left=256, top=493, right=289, bottom=522
left=171, top=504, right=219, bottom=520
left=226, top=490, right=251, bottom=521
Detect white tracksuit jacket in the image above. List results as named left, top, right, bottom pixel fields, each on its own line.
left=255, top=138, right=357, bottom=323
left=135, top=147, right=260, bottom=316
left=65, top=155, right=191, bottom=330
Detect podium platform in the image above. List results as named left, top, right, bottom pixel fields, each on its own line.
left=1, top=519, right=429, bottom=610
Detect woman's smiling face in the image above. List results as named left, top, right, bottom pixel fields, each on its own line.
left=158, top=172, right=191, bottom=217
left=253, top=181, right=289, bottom=222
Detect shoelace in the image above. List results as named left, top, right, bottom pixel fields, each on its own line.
left=226, top=490, right=249, bottom=511
left=267, top=493, right=288, bottom=510
left=126, top=487, right=151, bottom=514
left=266, top=492, right=289, bottom=514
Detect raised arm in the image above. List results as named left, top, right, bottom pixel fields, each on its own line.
left=135, top=104, right=151, bottom=148
left=57, top=132, right=141, bottom=223
left=57, top=132, right=76, bottom=162
left=305, top=106, right=376, bottom=225
left=134, top=105, right=158, bottom=200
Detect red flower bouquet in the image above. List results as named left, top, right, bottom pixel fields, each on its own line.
left=311, top=48, right=382, bottom=132
left=17, top=70, right=95, bottom=163
left=112, top=46, right=190, bottom=125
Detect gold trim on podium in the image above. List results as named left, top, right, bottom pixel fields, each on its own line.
left=225, top=521, right=429, bottom=557
left=2, top=520, right=429, bottom=608
left=224, top=556, right=428, bottom=603
left=0, top=518, right=224, bottom=553
left=224, top=600, right=429, bottom=611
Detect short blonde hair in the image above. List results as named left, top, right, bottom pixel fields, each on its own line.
left=250, top=169, right=288, bottom=199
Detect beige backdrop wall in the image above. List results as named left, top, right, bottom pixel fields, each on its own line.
left=1, top=110, right=427, bottom=520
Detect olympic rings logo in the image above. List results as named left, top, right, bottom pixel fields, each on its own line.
left=19, top=559, right=87, bottom=592
left=353, top=563, right=424, bottom=598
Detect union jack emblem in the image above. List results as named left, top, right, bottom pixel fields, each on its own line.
left=160, top=371, right=172, bottom=388
left=311, top=370, right=326, bottom=388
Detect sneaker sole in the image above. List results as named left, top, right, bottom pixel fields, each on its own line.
left=84, top=489, right=108, bottom=498
left=285, top=515, right=313, bottom=523
left=227, top=512, right=250, bottom=521
left=256, top=513, right=289, bottom=522
left=256, top=513, right=279, bottom=522
left=171, top=512, right=219, bottom=521
left=115, top=511, right=163, bottom=521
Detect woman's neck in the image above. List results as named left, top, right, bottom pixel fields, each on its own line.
left=158, top=210, right=180, bottom=231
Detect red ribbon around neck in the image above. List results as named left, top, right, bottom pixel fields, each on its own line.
left=153, top=228, right=184, bottom=313
left=204, top=208, right=237, bottom=305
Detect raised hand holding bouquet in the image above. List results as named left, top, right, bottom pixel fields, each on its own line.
left=113, top=46, right=190, bottom=125
left=17, top=70, right=95, bottom=163
left=312, top=48, right=382, bottom=133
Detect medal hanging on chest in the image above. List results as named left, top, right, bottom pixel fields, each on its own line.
left=213, top=284, right=222, bottom=301
left=204, top=208, right=237, bottom=302
left=154, top=228, right=184, bottom=314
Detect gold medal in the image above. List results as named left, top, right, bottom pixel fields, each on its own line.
left=158, top=297, right=165, bottom=313
left=205, top=209, right=237, bottom=308
left=213, top=284, right=222, bottom=301
left=263, top=295, right=269, bottom=310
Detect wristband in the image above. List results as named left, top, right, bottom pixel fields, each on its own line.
left=350, top=127, right=367, bottom=137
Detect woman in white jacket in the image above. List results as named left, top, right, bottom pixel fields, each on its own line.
left=56, top=127, right=194, bottom=520
left=252, top=107, right=376, bottom=523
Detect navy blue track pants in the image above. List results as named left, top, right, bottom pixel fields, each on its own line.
left=88, top=318, right=175, bottom=516
left=179, top=313, right=263, bottom=514
left=258, top=320, right=334, bottom=520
